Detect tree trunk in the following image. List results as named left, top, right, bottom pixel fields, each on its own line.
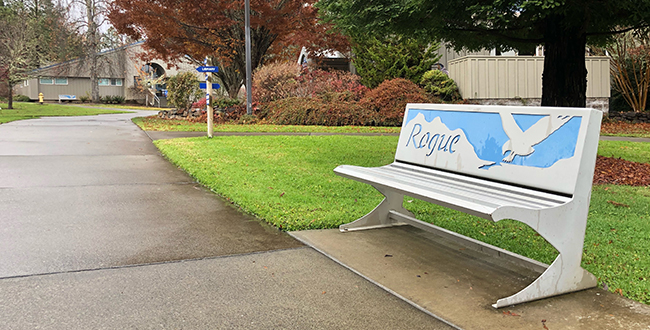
left=217, top=64, right=242, bottom=99
left=86, top=0, right=100, bottom=103
left=541, top=15, right=587, bottom=108
left=90, top=50, right=99, bottom=102
left=7, top=81, right=13, bottom=109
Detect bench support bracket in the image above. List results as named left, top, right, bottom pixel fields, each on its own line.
left=340, top=185, right=414, bottom=232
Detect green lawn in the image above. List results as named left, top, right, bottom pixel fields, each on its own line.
left=0, top=102, right=129, bottom=124
left=133, top=116, right=401, bottom=134
left=155, top=135, right=649, bottom=304
left=598, top=140, right=650, bottom=163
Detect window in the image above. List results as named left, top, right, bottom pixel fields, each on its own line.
left=23, top=80, right=29, bottom=87
left=99, top=78, right=123, bottom=86
left=54, top=78, right=68, bottom=85
left=39, top=77, right=53, bottom=84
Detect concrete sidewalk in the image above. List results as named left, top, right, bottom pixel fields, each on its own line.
left=0, top=112, right=453, bottom=329
left=292, top=227, right=650, bottom=330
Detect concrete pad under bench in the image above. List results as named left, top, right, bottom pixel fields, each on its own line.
left=291, top=227, right=650, bottom=330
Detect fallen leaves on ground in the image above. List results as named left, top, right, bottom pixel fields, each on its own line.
left=601, top=121, right=650, bottom=136
left=594, top=156, right=650, bottom=186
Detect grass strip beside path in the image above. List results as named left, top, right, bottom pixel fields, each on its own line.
left=156, top=135, right=649, bottom=304
left=0, top=102, right=128, bottom=124
left=134, top=117, right=401, bottom=134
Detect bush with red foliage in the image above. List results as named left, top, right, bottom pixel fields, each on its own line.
left=252, top=62, right=369, bottom=105
left=192, top=97, right=207, bottom=109
left=295, top=68, right=368, bottom=101
left=189, top=105, right=256, bottom=124
left=262, top=93, right=377, bottom=126
left=359, top=78, right=434, bottom=126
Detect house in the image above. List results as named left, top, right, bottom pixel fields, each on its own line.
left=13, top=41, right=198, bottom=106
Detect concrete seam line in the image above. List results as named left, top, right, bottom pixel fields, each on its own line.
left=288, top=232, right=464, bottom=330
left=0, top=181, right=197, bottom=190
left=0, top=246, right=309, bottom=281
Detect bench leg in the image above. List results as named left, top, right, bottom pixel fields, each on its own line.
left=339, top=186, right=414, bottom=232
left=493, top=253, right=597, bottom=308
left=491, top=204, right=597, bottom=308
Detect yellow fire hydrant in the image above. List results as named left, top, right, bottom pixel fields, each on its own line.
left=38, top=92, right=44, bottom=104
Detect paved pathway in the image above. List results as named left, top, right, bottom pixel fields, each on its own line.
left=0, top=112, right=454, bottom=329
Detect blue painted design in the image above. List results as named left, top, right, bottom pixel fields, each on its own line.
left=406, top=109, right=581, bottom=169
left=513, top=114, right=545, bottom=132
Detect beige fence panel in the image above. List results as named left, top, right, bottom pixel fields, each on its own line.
left=449, top=56, right=610, bottom=99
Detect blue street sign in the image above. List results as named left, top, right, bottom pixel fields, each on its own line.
left=200, top=83, right=221, bottom=89
left=196, top=66, right=219, bottom=73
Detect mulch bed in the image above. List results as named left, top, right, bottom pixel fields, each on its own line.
left=594, top=156, right=650, bottom=186
left=597, top=120, right=650, bottom=186
left=601, top=121, right=650, bottom=137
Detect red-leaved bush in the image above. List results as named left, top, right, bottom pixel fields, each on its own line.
left=192, top=97, right=207, bottom=109
left=360, top=78, right=434, bottom=126
left=261, top=93, right=377, bottom=126
left=253, top=62, right=369, bottom=104
left=294, top=68, right=368, bottom=101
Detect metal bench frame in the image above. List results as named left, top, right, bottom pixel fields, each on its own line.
left=335, top=103, right=602, bottom=308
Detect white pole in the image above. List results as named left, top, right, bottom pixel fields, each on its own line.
left=245, top=0, right=252, bottom=116
left=205, top=58, right=213, bottom=138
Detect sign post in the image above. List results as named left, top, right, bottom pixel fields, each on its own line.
left=197, top=63, right=219, bottom=138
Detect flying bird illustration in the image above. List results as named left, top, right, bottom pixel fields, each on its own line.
left=500, top=111, right=573, bottom=163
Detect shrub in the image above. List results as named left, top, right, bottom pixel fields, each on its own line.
left=262, top=93, right=377, bottom=126
left=99, top=95, right=125, bottom=104
left=13, top=94, right=31, bottom=102
left=192, top=97, right=207, bottom=109
left=113, top=95, right=125, bottom=104
left=359, top=78, right=433, bottom=126
left=253, top=62, right=368, bottom=104
left=295, top=69, right=369, bottom=101
left=214, top=97, right=241, bottom=109
left=167, top=72, right=203, bottom=110
left=189, top=104, right=252, bottom=124
left=252, top=62, right=301, bottom=103
left=79, top=95, right=90, bottom=103
left=420, top=70, right=462, bottom=101
left=351, top=35, right=441, bottom=88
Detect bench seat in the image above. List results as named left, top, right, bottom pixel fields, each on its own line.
left=335, top=162, right=570, bottom=220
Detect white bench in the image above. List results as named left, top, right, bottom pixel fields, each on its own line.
left=58, top=94, right=77, bottom=103
left=335, top=103, right=602, bottom=308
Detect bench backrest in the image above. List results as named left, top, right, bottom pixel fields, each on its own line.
left=395, top=104, right=603, bottom=196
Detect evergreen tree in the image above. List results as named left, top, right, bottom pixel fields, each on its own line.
left=351, top=35, right=440, bottom=89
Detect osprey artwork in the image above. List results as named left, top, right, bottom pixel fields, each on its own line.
left=500, top=111, right=573, bottom=163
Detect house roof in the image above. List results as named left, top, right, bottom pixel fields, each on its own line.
left=31, top=40, right=146, bottom=78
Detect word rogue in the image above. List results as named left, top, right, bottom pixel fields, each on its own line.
left=405, top=123, right=461, bottom=156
